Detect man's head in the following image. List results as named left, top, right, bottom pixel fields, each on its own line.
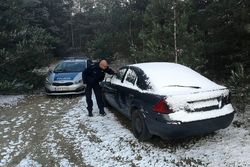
left=99, top=59, right=109, bottom=70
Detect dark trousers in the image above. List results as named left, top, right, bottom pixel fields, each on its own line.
left=85, top=83, right=104, bottom=114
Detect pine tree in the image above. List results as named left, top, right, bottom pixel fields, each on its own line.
left=0, top=0, right=72, bottom=91
left=194, top=0, right=250, bottom=78
left=131, top=0, right=207, bottom=72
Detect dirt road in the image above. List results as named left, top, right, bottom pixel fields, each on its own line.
left=1, top=94, right=250, bottom=167
left=0, top=95, right=91, bottom=167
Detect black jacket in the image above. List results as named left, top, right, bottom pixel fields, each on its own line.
left=82, top=62, right=115, bottom=85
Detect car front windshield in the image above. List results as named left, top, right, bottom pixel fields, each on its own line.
left=54, top=61, right=86, bottom=73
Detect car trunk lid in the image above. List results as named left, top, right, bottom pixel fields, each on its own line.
left=163, top=88, right=234, bottom=122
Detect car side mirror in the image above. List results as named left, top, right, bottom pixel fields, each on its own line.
left=48, top=68, right=53, bottom=73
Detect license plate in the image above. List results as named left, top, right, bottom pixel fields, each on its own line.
left=55, top=87, right=68, bottom=91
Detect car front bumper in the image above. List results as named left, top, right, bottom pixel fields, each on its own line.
left=145, top=111, right=235, bottom=139
left=45, top=83, right=86, bottom=95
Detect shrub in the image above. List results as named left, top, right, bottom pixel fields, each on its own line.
left=227, top=64, right=250, bottom=113
left=0, top=73, right=45, bottom=94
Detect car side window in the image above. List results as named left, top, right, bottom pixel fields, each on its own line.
left=133, top=68, right=152, bottom=90
left=111, top=68, right=127, bottom=84
left=124, top=69, right=138, bottom=86
left=116, top=69, right=127, bottom=81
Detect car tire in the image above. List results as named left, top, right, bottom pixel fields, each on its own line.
left=132, top=110, right=152, bottom=141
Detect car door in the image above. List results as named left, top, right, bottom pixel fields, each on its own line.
left=103, top=68, right=128, bottom=112
left=117, top=68, right=139, bottom=117
left=101, top=77, right=117, bottom=108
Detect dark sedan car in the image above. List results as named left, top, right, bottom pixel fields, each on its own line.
left=101, top=62, right=234, bottom=140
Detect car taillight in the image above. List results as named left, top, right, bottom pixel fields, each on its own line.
left=222, top=92, right=232, bottom=106
left=153, top=99, right=173, bottom=114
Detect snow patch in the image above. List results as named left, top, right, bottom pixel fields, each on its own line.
left=0, top=95, right=24, bottom=107
left=16, top=155, right=42, bottom=167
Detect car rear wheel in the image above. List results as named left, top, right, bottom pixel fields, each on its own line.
left=132, top=110, right=152, bottom=141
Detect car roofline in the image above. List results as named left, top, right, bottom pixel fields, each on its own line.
left=63, top=57, right=88, bottom=60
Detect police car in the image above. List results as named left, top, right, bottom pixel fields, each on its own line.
left=45, top=58, right=90, bottom=95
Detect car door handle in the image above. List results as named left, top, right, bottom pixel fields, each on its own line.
left=129, top=94, right=134, bottom=99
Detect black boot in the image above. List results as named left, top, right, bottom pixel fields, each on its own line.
left=88, top=112, right=93, bottom=117
left=88, top=109, right=93, bottom=117
left=99, top=109, right=106, bottom=116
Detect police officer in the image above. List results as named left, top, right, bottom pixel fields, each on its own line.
left=83, top=59, right=115, bottom=117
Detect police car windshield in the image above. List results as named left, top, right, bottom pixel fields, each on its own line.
left=54, top=61, right=86, bottom=73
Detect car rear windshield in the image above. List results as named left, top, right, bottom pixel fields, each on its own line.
left=54, top=61, right=86, bottom=73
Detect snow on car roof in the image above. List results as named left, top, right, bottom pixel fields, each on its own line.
left=63, top=59, right=87, bottom=63
left=131, top=62, right=224, bottom=93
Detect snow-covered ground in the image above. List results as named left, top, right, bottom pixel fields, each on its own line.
left=0, top=95, right=250, bottom=167
left=56, top=97, right=250, bottom=167
left=0, top=95, right=24, bottom=107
